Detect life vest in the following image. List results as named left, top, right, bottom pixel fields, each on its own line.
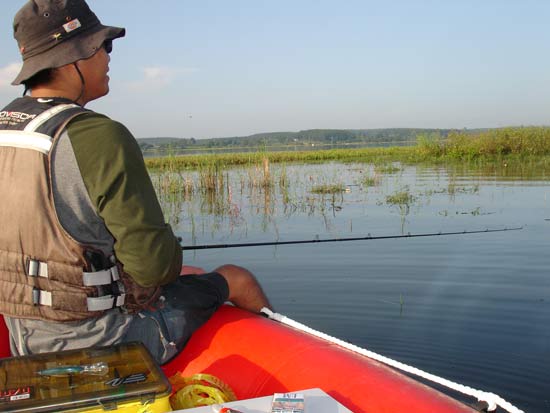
left=0, top=98, right=158, bottom=321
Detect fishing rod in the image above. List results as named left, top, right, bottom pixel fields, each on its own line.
left=181, top=226, right=523, bottom=250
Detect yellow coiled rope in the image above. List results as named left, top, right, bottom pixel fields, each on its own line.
left=168, top=373, right=237, bottom=410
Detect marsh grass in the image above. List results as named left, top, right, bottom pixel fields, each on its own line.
left=235, top=157, right=273, bottom=192
left=374, top=164, right=401, bottom=174
left=416, top=127, right=550, bottom=160
left=146, top=127, right=550, bottom=173
left=386, top=188, right=416, bottom=205
left=310, top=184, right=347, bottom=194
left=386, top=187, right=416, bottom=234
left=148, top=127, right=550, bottom=238
left=362, top=174, right=380, bottom=187
left=198, top=159, right=225, bottom=193
left=145, top=147, right=413, bottom=171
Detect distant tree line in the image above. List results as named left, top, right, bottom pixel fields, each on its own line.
left=137, top=128, right=488, bottom=153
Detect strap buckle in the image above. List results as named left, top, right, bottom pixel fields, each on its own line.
left=32, top=288, right=52, bottom=306
left=82, top=265, right=120, bottom=287
left=27, top=259, right=48, bottom=278
left=87, top=293, right=126, bottom=311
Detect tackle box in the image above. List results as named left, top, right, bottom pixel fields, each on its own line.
left=0, top=342, right=172, bottom=412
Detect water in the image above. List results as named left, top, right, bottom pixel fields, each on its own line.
left=158, top=161, right=550, bottom=412
left=142, top=140, right=416, bottom=157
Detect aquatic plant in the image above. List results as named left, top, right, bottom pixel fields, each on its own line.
left=310, top=184, right=347, bottom=194
left=416, top=127, right=550, bottom=160
left=386, top=187, right=416, bottom=234
left=198, top=159, right=225, bottom=194
left=386, top=188, right=416, bottom=205
left=362, top=175, right=380, bottom=187
left=145, top=127, right=550, bottom=173
left=374, top=164, right=401, bottom=174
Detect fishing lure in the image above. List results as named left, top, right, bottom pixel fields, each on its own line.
left=37, top=362, right=108, bottom=377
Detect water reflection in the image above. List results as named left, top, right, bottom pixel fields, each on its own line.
left=150, top=159, right=549, bottom=412
left=151, top=160, right=550, bottom=245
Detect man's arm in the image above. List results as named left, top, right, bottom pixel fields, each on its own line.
left=67, top=113, right=181, bottom=287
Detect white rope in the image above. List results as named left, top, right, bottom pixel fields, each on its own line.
left=261, top=308, right=524, bottom=413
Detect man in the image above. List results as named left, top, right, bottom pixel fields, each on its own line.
left=0, top=0, right=271, bottom=365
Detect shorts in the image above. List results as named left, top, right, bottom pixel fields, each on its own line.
left=121, top=272, right=229, bottom=365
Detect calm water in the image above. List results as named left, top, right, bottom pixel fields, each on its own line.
left=156, top=161, right=550, bottom=413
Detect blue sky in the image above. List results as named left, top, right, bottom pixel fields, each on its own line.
left=1, top=1, right=549, bottom=139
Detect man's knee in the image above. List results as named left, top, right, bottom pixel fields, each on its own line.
left=214, top=264, right=256, bottom=293
left=213, top=264, right=271, bottom=313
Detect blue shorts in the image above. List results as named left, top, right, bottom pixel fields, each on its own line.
left=121, top=272, right=229, bottom=364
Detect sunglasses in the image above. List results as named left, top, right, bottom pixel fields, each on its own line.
left=103, top=39, right=113, bottom=54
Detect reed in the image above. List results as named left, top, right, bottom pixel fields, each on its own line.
left=198, top=159, right=225, bottom=194
left=145, top=147, right=415, bottom=171
left=386, top=187, right=416, bottom=234
left=386, top=188, right=415, bottom=205
left=374, top=164, right=401, bottom=174
left=416, top=127, right=550, bottom=160
left=310, top=184, right=347, bottom=194
left=145, top=127, right=550, bottom=173
left=362, top=175, right=379, bottom=187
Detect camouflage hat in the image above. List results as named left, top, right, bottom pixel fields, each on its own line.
left=12, top=0, right=125, bottom=85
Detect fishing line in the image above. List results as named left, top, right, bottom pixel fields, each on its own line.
left=181, top=226, right=523, bottom=250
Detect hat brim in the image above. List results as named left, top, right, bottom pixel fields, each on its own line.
left=12, top=24, right=125, bottom=86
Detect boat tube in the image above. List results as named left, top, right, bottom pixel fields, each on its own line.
left=0, top=306, right=477, bottom=412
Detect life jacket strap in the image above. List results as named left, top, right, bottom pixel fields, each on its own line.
left=28, top=258, right=120, bottom=287
left=24, top=104, right=80, bottom=132
left=86, top=294, right=126, bottom=311
left=0, top=130, right=53, bottom=155
left=0, top=104, right=81, bottom=155
left=82, top=265, right=120, bottom=286
left=32, top=287, right=126, bottom=311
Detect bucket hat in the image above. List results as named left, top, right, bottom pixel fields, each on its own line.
left=12, top=0, right=125, bottom=85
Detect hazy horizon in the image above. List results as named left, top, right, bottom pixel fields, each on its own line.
left=2, top=1, right=549, bottom=139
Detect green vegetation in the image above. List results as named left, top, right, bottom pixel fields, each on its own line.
left=145, top=127, right=550, bottom=172
left=147, top=127, right=550, bottom=239
left=386, top=189, right=416, bottom=206
left=145, top=147, right=410, bottom=171
left=310, top=184, right=347, bottom=194
left=374, top=164, right=401, bottom=174
left=139, top=128, right=461, bottom=154
left=362, top=175, right=380, bottom=187
left=416, top=127, right=550, bottom=160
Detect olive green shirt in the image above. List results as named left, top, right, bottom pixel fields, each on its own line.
left=66, top=113, right=182, bottom=287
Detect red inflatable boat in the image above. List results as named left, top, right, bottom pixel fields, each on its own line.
left=0, top=306, right=476, bottom=412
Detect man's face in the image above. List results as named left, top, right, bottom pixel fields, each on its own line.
left=76, top=44, right=111, bottom=103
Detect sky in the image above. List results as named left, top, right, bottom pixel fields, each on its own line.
left=1, top=0, right=549, bottom=139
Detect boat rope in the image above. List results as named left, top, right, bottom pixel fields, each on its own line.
left=261, top=308, right=524, bottom=413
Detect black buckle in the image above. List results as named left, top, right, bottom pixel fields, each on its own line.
left=85, top=250, right=111, bottom=272
left=32, top=288, right=40, bottom=305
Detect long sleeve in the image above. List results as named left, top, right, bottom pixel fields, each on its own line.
left=67, top=113, right=181, bottom=287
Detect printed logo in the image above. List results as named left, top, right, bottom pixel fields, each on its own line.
left=63, top=18, right=82, bottom=33
left=0, top=387, right=32, bottom=403
left=105, top=373, right=147, bottom=387
left=0, top=111, right=37, bottom=121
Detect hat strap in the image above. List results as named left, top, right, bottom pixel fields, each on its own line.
left=72, top=63, right=86, bottom=105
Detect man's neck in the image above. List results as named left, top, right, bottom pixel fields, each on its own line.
left=30, top=87, right=84, bottom=106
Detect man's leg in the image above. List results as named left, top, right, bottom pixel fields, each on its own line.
left=214, top=264, right=272, bottom=313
